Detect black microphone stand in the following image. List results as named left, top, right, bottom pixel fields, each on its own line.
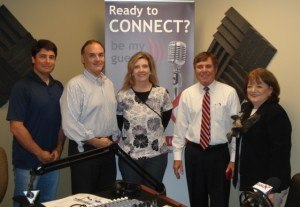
left=32, top=145, right=111, bottom=175
left=16, top=143, right=166, bottom=206
left=111, top=143, right=166, bottom=195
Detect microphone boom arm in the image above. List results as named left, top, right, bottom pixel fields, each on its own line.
left=32, top=146, right=111, bottom=175
left=31, top=143, right=166, bottom=195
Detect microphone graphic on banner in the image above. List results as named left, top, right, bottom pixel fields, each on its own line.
left=239, top=177, right=281, bottom=207
left=168, top=41, right=187, bottom=99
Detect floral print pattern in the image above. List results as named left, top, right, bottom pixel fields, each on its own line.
left=132, top=125, right=148, bottom=148
left=117, top=86, right=173, bottom=159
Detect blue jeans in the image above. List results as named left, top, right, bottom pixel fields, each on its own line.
left=13, top=167, right=59, bottom=207
left=118, top=153, right=168, bottom=190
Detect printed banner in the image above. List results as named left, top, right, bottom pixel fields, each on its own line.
left=105, top=1, right=194, bottom=204
left=105, top=0, right=194, bottom=138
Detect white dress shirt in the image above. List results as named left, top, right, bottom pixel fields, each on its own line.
left=172, top=80, right=241, bottom=161
left=60, top=69, right=118, bottom=152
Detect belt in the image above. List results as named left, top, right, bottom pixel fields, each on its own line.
left=186, top=140, right=228, bottom=151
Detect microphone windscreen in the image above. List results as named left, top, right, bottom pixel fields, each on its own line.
left=265, top=177, right=281, bottom=193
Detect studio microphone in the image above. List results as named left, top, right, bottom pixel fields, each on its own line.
left=227, top=112, right=261, bottom=143
left=240, top=177, right=281, bottom=207
left=168, top=41, right=187, bottom=98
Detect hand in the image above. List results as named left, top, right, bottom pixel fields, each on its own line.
left=86, top=137, right=113, bottom=149
left=268, top=193, right=275, bottom=204
left=97, top=137, right=113, bottom=148
left=173, top=160, right=184, bottom=179
left=226, top=161, right=235, bottom=179
left=51, top=150, right=59, bottom=161
left=51, top=143, right=65, bottom=161
left=36, top=150, right=55, bottom=164
left=51, top=147, right=63, bottom=161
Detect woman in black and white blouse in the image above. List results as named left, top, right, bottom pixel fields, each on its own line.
left=116, top=51, right=173, bottom=189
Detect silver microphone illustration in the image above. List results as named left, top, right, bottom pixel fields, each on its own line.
left=168, top=41, right=187, bottom=98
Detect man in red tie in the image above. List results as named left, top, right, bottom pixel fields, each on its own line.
left=172, top=52, right=240, bottom=207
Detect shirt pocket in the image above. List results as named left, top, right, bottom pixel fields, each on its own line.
left=212, top=102, right=226, bottom=121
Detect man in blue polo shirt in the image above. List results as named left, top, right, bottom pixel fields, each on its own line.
left=7, top=39, right=65, bottom=207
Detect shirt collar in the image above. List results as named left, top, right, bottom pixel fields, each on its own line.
left=83, top=69, right=107, bottom=85
left=199, top=80, right=216, bottom=92
left=29, top=70, right=54, bottom=86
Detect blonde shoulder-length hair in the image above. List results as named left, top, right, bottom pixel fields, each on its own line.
left=121, top=51, right=159, bottom=91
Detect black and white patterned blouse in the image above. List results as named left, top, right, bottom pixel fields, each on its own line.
left=117, top=85, right=173, bottom=159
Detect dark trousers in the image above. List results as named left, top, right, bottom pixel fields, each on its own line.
left=68, top=140, right=116, bottom=194
left=118, top=153, right=168, bottom=190
left=185, top=142, right=230, bottom=207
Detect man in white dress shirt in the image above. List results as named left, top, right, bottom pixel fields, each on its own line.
left=60, top=40, right=118, bottom=194
left=172, top=52, right=240, bottom=207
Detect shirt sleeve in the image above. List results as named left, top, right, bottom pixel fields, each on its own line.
left=228, top=89, right=241, bottom=162
left=113, top=92, right=124, bottom=141
left=172, top=92, right=189, bottom=160
left=60, top=81, right=95, bottom=144
left=162, top=88, right=173, bottom=111
left=162, top=109, right=172, bottom=130
left=266, top=106, right=292, bottom=181
left=7, top=82, right=29, bottom=122
left=161, top=88, right=173, bottom=129
left=230, top=137, right=236, bottom=162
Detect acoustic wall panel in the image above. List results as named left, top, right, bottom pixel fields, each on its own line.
left=208, top=7, right=277, bottom=101
left=234, top=28, right=277, bottom=72
left=0, top=5, right=36, bottom=107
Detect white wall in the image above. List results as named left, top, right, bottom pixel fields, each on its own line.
left=0, top=1, right=299, bottom=206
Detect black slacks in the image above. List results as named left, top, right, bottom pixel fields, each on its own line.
left=68, top=139, right=116, bottom=194
left=118, top=153, right=168, bottom=190
left=185, top=141, right=230, bottom=207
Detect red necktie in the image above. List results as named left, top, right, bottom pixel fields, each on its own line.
left=200, top=87, right=210, bottom=149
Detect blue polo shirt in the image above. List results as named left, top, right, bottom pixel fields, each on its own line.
left=7, top=70, right=63, bottom=169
